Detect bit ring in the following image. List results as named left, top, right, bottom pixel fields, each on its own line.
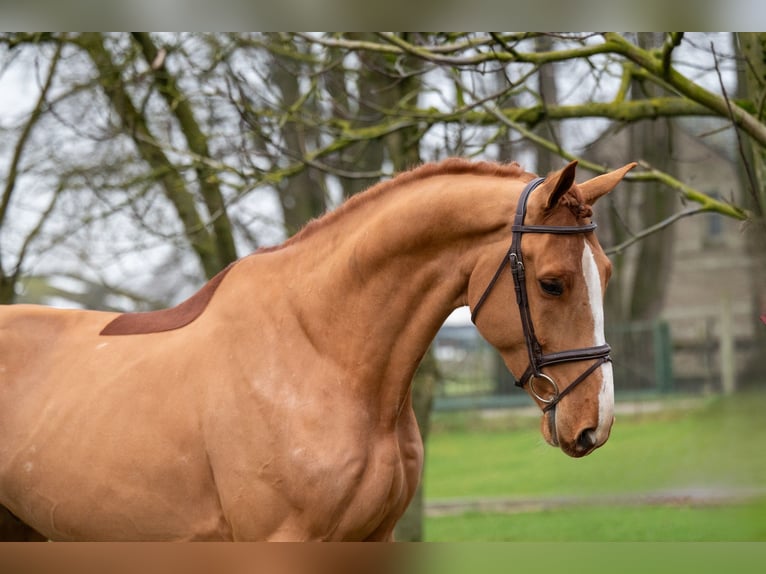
left=529, top=373, right=559, bottom=404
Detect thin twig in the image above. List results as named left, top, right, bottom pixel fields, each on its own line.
left=13, top=181, right=65, bottom=277
left=451, top=70, right=749, bottom=221
left=711, top=41, right=759, bottom=211
left=1, top=42, right=62, bottom=276
left=605, top=206, right=706, bottom=255
left=1, top=44, right=62, bottom=228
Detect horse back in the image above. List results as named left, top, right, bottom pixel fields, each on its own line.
left=1, top=302, right=107, bottom=353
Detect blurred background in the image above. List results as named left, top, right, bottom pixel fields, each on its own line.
left=1, top=32, right=764, bottom=541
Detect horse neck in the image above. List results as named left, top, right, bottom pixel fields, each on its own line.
left=259, top=174, right=523, bottom=414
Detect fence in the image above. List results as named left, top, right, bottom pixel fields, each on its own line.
left=432, top=299, right=761, bottom=411
left=432, top=325, right=528, bottom=411
left=607, top=320, right=674, bottom=395
left=430, top=315, right=747, bottom=411
left=664, top=298, right=760, bottom=394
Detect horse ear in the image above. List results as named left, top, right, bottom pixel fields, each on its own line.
left=578, top=162, right=637, bottom=205
left=542, top=160, right=578, bottom=211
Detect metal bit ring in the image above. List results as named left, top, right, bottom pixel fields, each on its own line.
left=528, top=373, right=559, bottom=404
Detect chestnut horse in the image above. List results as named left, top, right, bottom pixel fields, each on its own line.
left=0, top=158, right=634, bottom=541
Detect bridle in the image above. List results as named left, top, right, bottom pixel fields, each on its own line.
left=471, top=177, right=612, bottom=414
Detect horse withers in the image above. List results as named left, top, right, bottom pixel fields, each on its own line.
left=0, top=159, right=634, bottom=540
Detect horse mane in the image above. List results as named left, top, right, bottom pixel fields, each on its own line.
left=99, top=263, right=236, bottom=336
left=99, top=159, right=581, bottom=337
left=258, top=158, right=533, bottom=254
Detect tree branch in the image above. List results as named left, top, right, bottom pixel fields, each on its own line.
left=452, top=71, right=749, bottom=221
left=1, top=41, right=62, bottom=279
left=298, top=32, right=615, bottom=68
left=0, top=44, right=61, bottom=228
left=604, top=32, right=766, bottom=148
left=630, top=163, right=748, bottom=220
left=711, top=40, right=760, bottom=217
left=13, top=180, right=65, bottom=277
left=661, top=32, right=684, bottom=78
left=605, top=206, right=706, bottom=255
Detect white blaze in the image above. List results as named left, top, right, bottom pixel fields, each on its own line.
left=581, top=242, right=614, bottom=438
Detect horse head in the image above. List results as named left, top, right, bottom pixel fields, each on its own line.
left=470, top=161, right=636, bottom=458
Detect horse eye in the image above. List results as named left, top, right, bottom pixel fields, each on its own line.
left=539, top=279, right=564, bottom=297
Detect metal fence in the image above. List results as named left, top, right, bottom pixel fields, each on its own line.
left=664, top=301, right=762, bottom=394
left=607, top=320, right=674, bottom=395
left=432, top=306, right=763, bottom=412
left=432, top=320, right=674, bottom=411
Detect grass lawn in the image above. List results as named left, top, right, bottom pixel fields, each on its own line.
left=425, top=500, right=766, bottom=541
left=423, top=390, right=766, bottom=541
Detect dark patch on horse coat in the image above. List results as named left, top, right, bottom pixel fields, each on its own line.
left=99, top=263, right=235, bottom=336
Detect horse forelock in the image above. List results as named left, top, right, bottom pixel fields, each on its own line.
left=558, top=186, right=593, bottom=221
left=258, top=158, right=534, bottom=254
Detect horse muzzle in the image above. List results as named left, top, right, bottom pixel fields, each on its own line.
left=542, top=407, right=614, bottom=458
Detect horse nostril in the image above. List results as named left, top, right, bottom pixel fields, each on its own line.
left=576, top=428, right=598, bottom=451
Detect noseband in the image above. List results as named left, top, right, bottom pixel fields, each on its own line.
left=471, top=177, right=611, bottom=413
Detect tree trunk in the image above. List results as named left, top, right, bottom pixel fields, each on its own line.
left=735, top=33, right=766, bottom=383
left=393, top=349, right=437, bottom=542
left=627, top=34, right=678, bottom=321
left=535, top=34, right=560, bottom=177
left=264, top=35, right=328, bottom=237
left=0, top=276, right=14, bottom=305
left=598, top=34, right=679, bottom=323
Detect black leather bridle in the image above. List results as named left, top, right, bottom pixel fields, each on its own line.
left=471, top=177, right=612, bottom=414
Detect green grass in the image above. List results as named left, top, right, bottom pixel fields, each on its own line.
left=426, top=499, right=766, bottom=541
left=423, top=391, right=766, bottom=541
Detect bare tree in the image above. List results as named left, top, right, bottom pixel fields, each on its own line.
left=2, top=32, right=765, bottom=540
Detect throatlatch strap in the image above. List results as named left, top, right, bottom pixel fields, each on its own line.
left=470, top=245, right=514, bottom=324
